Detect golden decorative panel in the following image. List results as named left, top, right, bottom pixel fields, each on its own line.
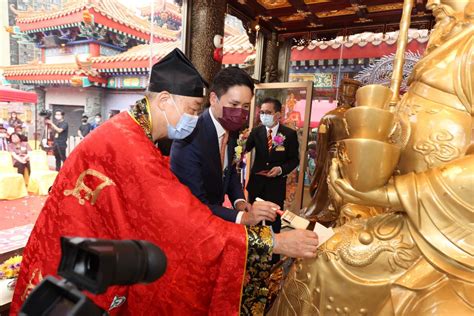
left=367, top=3, right=404, bottom=13
left=316, top=9, right=355, bottom=18
left=279, top=11, right=311, bottom=22
left=256, top=0, right=291, bottom=9
left=304, top=0, right=331, bottom=4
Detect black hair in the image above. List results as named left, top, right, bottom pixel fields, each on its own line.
left=261, top=97, right=282, bottom=113
left=96, top=113, right=102, bottom=118
left=55, top=110, right=65, bottom=116
left=210, top=67, right=254, bottom=98
left=9, top=132, right=22, bottom=143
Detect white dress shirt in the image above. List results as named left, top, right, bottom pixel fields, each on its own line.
left=266, top=122, right=280, bottom=141
left=209, top=108, right=228, bottom=170
left=209, top=109, right=246, bottom=224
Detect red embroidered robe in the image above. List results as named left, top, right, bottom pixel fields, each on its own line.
left=10, top=110, right=272, bottom=316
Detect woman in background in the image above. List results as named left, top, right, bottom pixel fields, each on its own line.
left=8, top=132, right=32, bottom=176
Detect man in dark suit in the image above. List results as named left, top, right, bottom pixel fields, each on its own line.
left=171, top=67, right=278, bottom=225
left=246, top=97, right=299, bottom=234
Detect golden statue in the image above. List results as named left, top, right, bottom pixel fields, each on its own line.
left=284, top=93, right=301, bottom=129
left=304, top=78, right=362, bottom=225
left=268, top=0, right=474, bottom=314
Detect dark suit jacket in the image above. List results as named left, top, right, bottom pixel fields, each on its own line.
left=245, top=124, right=299, bottom=208
left=170, top=109, right=245, bottom=222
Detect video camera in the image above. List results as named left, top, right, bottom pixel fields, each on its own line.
left=39, top=109, right=53, bottom=120
left=20, top=237, right=167, bottom=316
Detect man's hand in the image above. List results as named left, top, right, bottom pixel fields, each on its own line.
left=240, top=200, right=278, bottom=226
left=273, top=229, right=319, bottom=258
left=235, top=200, right=251, bottom=212
left=265, top=166, right=282, bottom=177
left=44, top=119, right=52, bottom=125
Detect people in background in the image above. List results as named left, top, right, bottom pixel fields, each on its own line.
left=78, top=115, right=92, bottom=139
left=8, top=111, right=23, bottom=128
left=14, top=125, right=28, bottom=142
left=45, top=110, right=68, bottom=171
left=8, top=132, right=32, bottom=176
left=92, top=113, right=102, bottom=129
left=0, top=126, right=9, bottom=151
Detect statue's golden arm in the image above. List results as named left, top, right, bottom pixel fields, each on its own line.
left=330, top=151, right=474, bottom=212
left=329, top=158, right=402, bottom=209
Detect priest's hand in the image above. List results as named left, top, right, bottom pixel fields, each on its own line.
left=240, top=200, right=278, bottom=226
left=273, top=229, right=319, bottom=258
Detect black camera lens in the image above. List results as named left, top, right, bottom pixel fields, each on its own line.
left=58, top=237, right=167, bottom=294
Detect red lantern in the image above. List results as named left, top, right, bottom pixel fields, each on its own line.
left=213, top=47, right=223, bottom=62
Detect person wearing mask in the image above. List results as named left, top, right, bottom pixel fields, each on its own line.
left=8, top=132, right=32, bottom=176
left=45, top=110, right=69, bottom=171
left=92, top=113, right=102, bottom=129
left=11, top=49, right=319, bottom=315
left=0, top=126, right=9, bottom=151
left=245, top=98, right=299, bottom=250
left=171, top=67, right=271, bottom=226
left=78, top=115, right=92, bottom=139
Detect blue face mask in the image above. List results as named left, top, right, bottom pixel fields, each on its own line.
left=162, top=97, right=198, bottom=140
left=260, top=113, right=275, bottom=127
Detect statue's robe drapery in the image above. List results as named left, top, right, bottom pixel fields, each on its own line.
left=305, top=106, right=350, bottom=222
left=391, top=154, right=474, bottom=315
left=11, top=107, right=273, bottom=316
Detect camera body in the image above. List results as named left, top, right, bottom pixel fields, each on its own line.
left=39, top=109, right=52, bottom=120
left=20, top=237, right=167, bottom=316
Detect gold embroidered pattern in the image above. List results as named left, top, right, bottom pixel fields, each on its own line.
left=64, top=169, right=116, bottom=205
left=21, top=269, right=43, bottom=302
left=129, top=97, right=153, bottom=141
left=241, top=226, right=273, bottom=316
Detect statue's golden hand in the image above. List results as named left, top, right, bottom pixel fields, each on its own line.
left=329, top=159, right=395, bottom=208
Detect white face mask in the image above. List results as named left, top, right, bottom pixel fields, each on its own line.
left=260, top=113, right=275, bottom=127
left=95, top=117, right=101, bottom=123
left=55, top=115, right=62, bottom=120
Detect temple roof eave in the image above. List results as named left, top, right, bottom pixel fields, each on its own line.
left=10, top=0, right=179, bottom=42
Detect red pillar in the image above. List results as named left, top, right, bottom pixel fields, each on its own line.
left=89, top=42, right=100, bottom=57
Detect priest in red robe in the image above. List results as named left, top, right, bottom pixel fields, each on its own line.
left=10, top=49, right=319, bottom=316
